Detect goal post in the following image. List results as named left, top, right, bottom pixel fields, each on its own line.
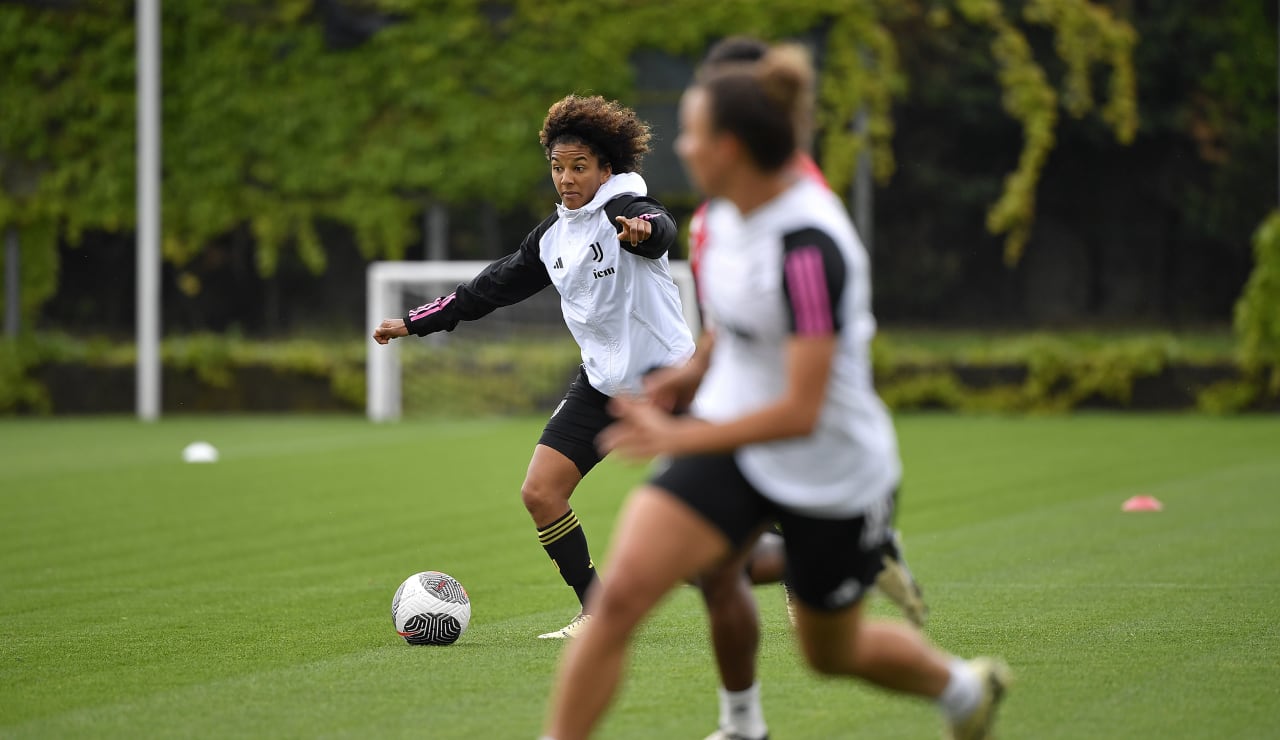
left=366, top=260, right=699, bottom=421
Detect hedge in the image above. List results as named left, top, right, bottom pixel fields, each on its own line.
left=0, top=330, right=1272, bottom=416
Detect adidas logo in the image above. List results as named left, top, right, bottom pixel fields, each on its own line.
left=552, top=257, right=564, bottom=270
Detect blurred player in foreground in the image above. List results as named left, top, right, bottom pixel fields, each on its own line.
left=667, top=36, right=929, bottom=740
left=542, top=44, right=1009, bottom=740
left=374, top=95, right=694, bottom=639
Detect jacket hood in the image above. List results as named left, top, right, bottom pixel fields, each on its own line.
left=557, top=172, right=648, bottom=219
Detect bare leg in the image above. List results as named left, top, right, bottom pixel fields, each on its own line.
left=521, top=444, right=602, bottom=621
left=699, top=532, right=766, bottom=691
left=745, top=530, right=786, bottom=585
left=698, top=534, right=770, bottom=739
left=792, top=599, right=1013, bottom=737
left=700, top=555, right=761, bottom=693
left=521, top=444, right=583, bottom=528
left=793, top=599, right=949, bottom=697
left=545, top=487, right=732, bottom=740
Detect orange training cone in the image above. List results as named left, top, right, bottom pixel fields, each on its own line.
left=1122, top=495, right=1163, bottom=512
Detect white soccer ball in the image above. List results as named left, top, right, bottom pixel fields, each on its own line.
left=391, top=571, right=471, bottom=645
left=182, top=441, right=219, bottom=463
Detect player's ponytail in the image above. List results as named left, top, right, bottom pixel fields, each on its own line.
left=756, top=44, right=815, bottom=155
left=700, top=43, right=815, bottom=173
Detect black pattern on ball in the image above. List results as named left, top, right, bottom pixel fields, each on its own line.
left=418, top=572, right=468, bottom=605
left=391, top=581, right=407, bottom=621
left=400, top=613, right=464, bottom=645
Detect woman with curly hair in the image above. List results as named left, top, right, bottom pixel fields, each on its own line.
left=373, top=94, right=695, bottom=639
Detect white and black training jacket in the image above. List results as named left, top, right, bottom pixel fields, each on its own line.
left=693, top=177, right=901, bottom=518
left=404, top=172, right=695, bottom=397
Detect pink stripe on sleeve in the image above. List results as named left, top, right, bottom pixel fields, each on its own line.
left=408, top=293, right=456, bottom=323
left=802, top=250, right=833, bottom=334
left=784, top=247, right=834, bottom=335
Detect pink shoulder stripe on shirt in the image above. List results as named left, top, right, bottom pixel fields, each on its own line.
left=784, top=246, right=834, bottom=335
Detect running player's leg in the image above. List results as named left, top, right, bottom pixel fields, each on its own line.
left=745, top=529, right=786, bottom=585
left=744, top=527, right=798, bottom=630
left=793, top=602, right=1009, bottom=740
left=782, top=502, right=1010, bottom=739
left=875, top=529, right=928, bottom=628
left=545, top=485, right=733, bottom=740
left=698, top=534, right=770, bottom=740
left=874, top=489, right=928, bottom=627
left=793, top=600, right=947, bottom=692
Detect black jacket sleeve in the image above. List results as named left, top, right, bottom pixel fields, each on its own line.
left=403, top=214, right=556, bottom=336
left=613, top=196, right=677, bottom=259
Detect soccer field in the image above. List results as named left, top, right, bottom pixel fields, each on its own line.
left=1, top=414, right=1277, bottom=739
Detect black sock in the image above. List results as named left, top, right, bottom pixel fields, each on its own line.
left=538, top=509, right=598, bottom=608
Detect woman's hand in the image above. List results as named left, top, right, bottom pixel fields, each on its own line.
left=642, top=365, right=700, bottom=413
left=643, top=332, right=715, bottom=412
left=599, top=396, right=690, bottom=460
left=615, top=215, right=653, bottom=246
left=372, top=318, right=408, bottom=345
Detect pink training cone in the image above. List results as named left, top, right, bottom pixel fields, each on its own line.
left=1122, top=495, right=1164, bottom=512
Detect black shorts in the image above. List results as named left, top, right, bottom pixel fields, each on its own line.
left=651, top=453, right=893, bottom=612
left=538, top=367, right=614, bottom=476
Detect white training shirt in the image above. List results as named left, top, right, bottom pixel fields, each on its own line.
left=545, top=173, right=695, bottom=395
left=404, top=172, right=694, bottom=397
left=692, top=178, right=902, bottom=518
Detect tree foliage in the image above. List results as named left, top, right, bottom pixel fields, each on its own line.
left=1178, top=0, right=1278, bottom=251
left=0, top=0, right=1138, bottom=325
left=948, top=0, right=1137, bottom=263
left=0, top=5, right=134, bottom=321
left=1235, top=211, right=1280, bottom=393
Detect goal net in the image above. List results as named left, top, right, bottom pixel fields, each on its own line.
left=366, top=260, right=700, bottom=421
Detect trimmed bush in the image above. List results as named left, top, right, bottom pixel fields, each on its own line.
left=0, top=330, right=1265, bottom=416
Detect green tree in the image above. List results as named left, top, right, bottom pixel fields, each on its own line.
left=1235, top=211, right=1280, bottom=396
left=0, top=5, right=134, bottom=324
left=0, top=0, right=1137, bottom=326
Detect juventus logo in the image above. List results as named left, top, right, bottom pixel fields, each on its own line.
left=588, top=242, right=604, bottom=262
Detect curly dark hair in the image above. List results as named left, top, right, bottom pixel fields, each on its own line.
left=539, top=94, right=652, bottom=174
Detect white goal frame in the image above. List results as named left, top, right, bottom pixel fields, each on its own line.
left=366, top=260, right=700, bottom=421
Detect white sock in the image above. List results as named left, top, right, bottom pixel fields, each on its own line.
left=937, top=658, right=982, bottom=722
left=718, top=682, right=767, bottom=739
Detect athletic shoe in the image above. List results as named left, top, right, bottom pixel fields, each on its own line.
left=537, top=611, right=592, bottom=639
left=875, top=531, right=929, bottom=628
left=703, top=730, right=768, bottom=740
left=946, top=657, right=1012, bottom=740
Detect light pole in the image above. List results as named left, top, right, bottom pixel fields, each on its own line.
left=136, top=0, right=161, bottom=420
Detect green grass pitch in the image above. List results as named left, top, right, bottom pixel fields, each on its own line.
left=2, top=414, right=1278, bottom=738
